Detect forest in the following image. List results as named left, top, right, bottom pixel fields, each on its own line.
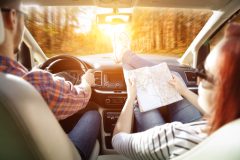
left=25, top=6, right=212, bottom=57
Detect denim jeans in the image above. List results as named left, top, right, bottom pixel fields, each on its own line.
left=68, top=110, right=101, bottom=160
left=122, top=51, right=202, bottom=132
left=134, top=99, right=202, bottom=131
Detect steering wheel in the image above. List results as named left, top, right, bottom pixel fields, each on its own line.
left=39, top=55, right=88, bottom=84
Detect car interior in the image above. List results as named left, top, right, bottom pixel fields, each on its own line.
left=0, top=0, right=240, bottom=159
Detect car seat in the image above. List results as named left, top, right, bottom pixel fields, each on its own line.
left=0, top=12, right=99, bottom=160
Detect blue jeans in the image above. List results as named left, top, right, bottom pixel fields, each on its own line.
left=134, top=100, right=202, bottom=131
left=68, top=110, right=101, bottom=160
left=122, top=51, right=202, bottom=132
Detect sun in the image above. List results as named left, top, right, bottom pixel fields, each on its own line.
left=98, top=23, right=131, bottom=62
left=99, top=24, right=128, bottom=37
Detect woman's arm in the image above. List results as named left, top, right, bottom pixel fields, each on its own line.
left=169, top=75, right=206, bottom=115
left=182, top=88, right=206, bottom=114
left=112, top=121, right=206, bottom=160
left=113, top=78, right=136, bottom=136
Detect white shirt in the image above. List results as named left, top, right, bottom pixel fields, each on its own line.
left=112, top=121, right=207, bottom=160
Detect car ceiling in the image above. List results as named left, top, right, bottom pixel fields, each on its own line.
left=22, top=0, right=232, bottom=10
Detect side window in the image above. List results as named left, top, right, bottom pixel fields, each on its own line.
left=17, top=42, right=32, bottom=70
left=209, top=10, right=240, bottom=51
left=197, top=10, right=240, bottom=69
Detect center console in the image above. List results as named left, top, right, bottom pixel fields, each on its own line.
left=103, top=110, right=121, bottom=149
left=93, top=68, right=127, bottom=153
left=99, top=108, right=122, bottom=153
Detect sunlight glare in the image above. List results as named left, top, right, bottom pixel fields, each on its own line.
left=98, top=23, right=130, bottom=63
left=75, top=7, right=95, bottom=34
left=99, top=24, right=127, bottom=38
left=93, top=63, right=101, bottom=69
left=75, top=16, right=92, bottom=34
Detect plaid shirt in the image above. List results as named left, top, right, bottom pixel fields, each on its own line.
left=0, top=55, right=90, bottom=120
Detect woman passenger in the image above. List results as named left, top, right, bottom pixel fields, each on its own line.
left=112, top=23, right=240, bottom=159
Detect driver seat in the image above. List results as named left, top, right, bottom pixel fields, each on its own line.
left=0, top=72, right=82, bottom=160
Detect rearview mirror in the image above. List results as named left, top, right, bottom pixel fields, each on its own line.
left=97, top=13, right=131, bottom=25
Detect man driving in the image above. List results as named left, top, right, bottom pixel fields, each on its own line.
left=0, top=0, right=100, bottom=159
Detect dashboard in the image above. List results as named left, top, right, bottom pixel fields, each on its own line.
left=58, top=53, right=199, bottom=109
left=78, top=54, right=199, bottom=108
left=62, top=54, right=199, bottom=151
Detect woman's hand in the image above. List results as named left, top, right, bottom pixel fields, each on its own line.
left=168, top=74, right=188, bottom=96
left=126, top=77, right=137, bottom=101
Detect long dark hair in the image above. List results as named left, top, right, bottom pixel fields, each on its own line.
left=209, top=23, right=240, bottom=134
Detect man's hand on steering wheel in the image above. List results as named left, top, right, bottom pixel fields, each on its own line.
left=38, top=55, right=89, bottom=85
left=54, top=72, right=79, bottom=84
left=81, top=69, right=95, bottom=87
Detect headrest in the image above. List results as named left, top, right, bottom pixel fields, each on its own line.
left=0, top=11, right=4, bottom=44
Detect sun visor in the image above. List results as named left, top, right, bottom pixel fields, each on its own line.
left=0, top=11, right=5, bottom=44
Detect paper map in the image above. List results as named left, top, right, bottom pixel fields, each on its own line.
left=126, top=62, right=183, bottom=112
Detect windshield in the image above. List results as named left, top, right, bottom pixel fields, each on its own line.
left=24, top=6, right=212, bottom=58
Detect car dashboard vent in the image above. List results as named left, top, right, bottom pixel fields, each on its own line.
left=94, top=71, right=103, bottom=87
